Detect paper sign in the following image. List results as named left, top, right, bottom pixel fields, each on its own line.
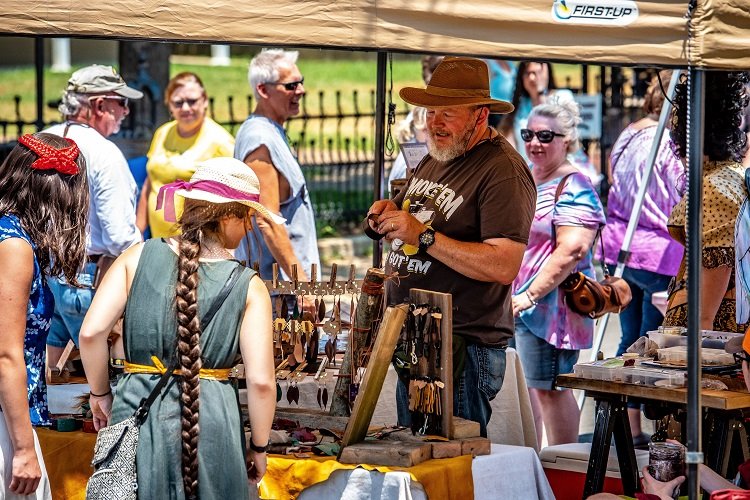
left=400, top=142, right=429, bottom=175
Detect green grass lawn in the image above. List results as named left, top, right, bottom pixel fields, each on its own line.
left=0, top=55, right=585, bottom=138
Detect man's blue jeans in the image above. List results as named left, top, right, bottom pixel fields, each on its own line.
left=607, top=265, right=671, bottom=356
left=46, top=263, right=96, bottom=348
left=396, top=343, right=506, bottom=438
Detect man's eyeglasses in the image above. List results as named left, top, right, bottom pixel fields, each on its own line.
left=170, top=97, right=203, bottom=109
left=271, top=78, right=304, bottom=92
left=520, top=129, right=565, bottom=144
left=90, top=96, right=129, bottom=108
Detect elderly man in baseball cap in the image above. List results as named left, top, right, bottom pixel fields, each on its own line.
left=43, top=65, right=144, bottom=379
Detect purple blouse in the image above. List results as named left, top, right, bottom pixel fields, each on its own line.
left=513, top=172, right=606, bottom=350
left=599, top=124, right=684, bottom=276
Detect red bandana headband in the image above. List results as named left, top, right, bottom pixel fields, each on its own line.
left=17, top=134, right=81, bottom=176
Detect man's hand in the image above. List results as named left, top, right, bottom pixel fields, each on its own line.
left=376, top=210, right=427, bottom=246
left=641, top=466, right=685, bottom=500
left=10, top=447, right=41, bottom=495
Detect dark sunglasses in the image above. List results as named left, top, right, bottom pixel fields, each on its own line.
left=272, top=78, right=304, bottom=91
left=170, top=97, right=202, bottom=108
left=91, top=96, right=129, bottom=108
left=520, top=129, right=565, bottom=143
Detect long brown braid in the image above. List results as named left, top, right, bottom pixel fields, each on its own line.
left=175, top=199, right=251, bottom=499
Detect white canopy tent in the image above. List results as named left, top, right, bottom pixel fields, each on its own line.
left=2, top=1, right=749, bottom=497
left=1, top=0, right=749, bottom=69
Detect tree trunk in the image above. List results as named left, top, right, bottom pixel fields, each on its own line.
left=329, top=268, right=386, bottom=416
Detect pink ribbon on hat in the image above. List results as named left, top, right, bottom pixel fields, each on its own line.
left=156, top=179, right=260, bottom=222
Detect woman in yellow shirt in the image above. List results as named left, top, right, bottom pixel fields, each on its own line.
left=137, top=72, right=235, bottom=237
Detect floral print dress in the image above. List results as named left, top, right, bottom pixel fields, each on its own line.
left=0, top=214, right=53, bottom=425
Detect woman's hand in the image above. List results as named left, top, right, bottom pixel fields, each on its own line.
left=512, top=292, right=535, bottom=316
left=247, top=449, right=267, bottom=484
left=641, top=466, right=685, bottom=500
left=10, top=447, right=41, bottom=495
left=90, top=393, right=113, bottom=431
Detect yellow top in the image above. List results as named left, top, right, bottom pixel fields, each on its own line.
left=145, top=117, right=235, bottom=237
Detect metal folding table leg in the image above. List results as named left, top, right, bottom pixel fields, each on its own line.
left=583, top=396, right=622, bottom=499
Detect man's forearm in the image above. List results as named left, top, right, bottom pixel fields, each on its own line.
left=427, top=232, right=523, bottom=284
left=259, top=225, right=309, bottom=280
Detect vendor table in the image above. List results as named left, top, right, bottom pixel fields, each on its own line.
left=36, top=430, right=552, bottom=500
left=37, top=429, right=554, bottom=500
left=556, top=374, right=750, bottom=499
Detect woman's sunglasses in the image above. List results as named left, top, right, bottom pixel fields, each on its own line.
left=272, top=78, right=304, bottom=92
left=520, top=129, right=565, bottom=144
left=170, top=97, right=203, bottom=109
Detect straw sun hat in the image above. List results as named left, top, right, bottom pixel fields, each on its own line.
left=157, top=157, right=285, bottom=224
left=399, top=57, right=514, bottom=114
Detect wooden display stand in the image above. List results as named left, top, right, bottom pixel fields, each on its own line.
left=338, top=288, right=490, bottom=467
left=410, top=288, right=453, bottom=439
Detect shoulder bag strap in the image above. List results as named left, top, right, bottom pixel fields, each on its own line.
left=134, top=264, right=245, bottom=425
left=552, top=172, right=605, bottom=275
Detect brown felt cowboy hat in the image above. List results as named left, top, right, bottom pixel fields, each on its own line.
left=399, top=57, right=514, bottom=114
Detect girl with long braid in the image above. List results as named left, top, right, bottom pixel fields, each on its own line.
left=80, top=157, right=280, bottom=498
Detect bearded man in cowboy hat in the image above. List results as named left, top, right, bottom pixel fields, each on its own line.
left=367, top=56, right=536, bottom=438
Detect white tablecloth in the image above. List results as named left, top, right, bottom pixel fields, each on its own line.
left=474, top=444, right=555, bottom=500
left=298, top=444, right=554, bottom=500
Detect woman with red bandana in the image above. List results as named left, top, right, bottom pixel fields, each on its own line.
left=0, top=133, right=88, bottom=498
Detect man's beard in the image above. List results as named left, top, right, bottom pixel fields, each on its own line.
left=426, top=121, right=476, bottom=162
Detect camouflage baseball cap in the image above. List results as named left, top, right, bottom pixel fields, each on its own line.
left=66, top=65, right=143, bottom=99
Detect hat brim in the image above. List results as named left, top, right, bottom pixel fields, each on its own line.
left=174, top=189, right=286, bottom=225
left=114, top=86, right=144, bottom=100
left=400, top=87, right=514, bottom=114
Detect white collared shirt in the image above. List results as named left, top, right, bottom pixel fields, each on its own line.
left=44, top=122, right=142, bottom=256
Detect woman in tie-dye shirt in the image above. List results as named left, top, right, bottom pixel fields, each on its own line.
left=511, top=97, right=605, bottom=446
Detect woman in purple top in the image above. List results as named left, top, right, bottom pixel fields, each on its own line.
left=512, top=97, right=605, bottom=446
left=600, top=71, right=684, bottom=357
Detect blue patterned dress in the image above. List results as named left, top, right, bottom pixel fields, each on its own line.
left=0, top=214, right=53, bottom=426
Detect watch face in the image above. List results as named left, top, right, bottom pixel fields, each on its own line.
left=419, top=230, right=435, bottom=247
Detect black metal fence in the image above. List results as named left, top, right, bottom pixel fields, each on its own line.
left=1, top=70, right=648, bottom=234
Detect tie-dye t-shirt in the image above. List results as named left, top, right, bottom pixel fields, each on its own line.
left=0, top=214, right=53, bottom=425
left=512, top=172, right=606, bottom=350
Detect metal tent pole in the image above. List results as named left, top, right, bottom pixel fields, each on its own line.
left=686, top=67, right=705, bottom=500
left=372, top=51, right=387, bottom=268
left=35, top=37, right=45, bottom=131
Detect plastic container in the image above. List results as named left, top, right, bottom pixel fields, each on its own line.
left=657, top=346, right=734, bottom=366
left=620, top=366, right=686, bottom=388
left=649, top=442, right=685, bottom=482
left=574, top=359, right=624, bottom=382
left=647, top=329, right=742, bottom=350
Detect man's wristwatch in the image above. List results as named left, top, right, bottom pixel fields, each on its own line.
left=249, top=440, right=270, bottom=453
left=418, top=227, right=436, bottom=253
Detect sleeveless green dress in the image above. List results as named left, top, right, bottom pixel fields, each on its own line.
left=110, top=238, right=254, bottom=500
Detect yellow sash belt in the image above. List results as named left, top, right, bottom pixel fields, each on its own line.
left=124, top=356, right=231, bottom=381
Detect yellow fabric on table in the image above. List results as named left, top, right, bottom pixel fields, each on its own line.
left=260, top=453, right=474, bottom=500
left=37, top=428, right=95, bottom=500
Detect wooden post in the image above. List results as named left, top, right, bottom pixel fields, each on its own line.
left=339, top=304, right=408, bottom=452
left=329, top=268, right=386, bottom=416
